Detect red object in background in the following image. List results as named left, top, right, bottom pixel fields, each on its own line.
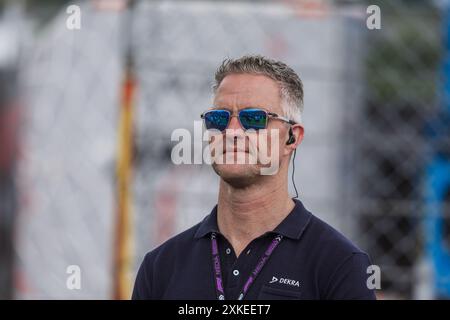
left=0, top=104, right=20, bottom=173
left=0, top=100, right=21, bottom=299
left=280, top=0, right=330, bottom=18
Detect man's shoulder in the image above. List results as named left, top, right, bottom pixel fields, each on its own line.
left=303, top=210, right=375, bottom=299
left=305, top=210, right=368, bottom=259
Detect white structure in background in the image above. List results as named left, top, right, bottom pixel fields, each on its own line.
left=16, top=2, right=125, bottom=299
left=16, top=0, right=364, bottom=299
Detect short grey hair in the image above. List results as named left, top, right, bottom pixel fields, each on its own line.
left=213, top=55, right=304, bottom=124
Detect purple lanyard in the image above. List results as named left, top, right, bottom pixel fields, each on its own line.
left=210, top=232, right=283, bottom=300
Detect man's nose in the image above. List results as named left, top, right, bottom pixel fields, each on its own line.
left=225, top=116, right=246, bottom=142
left=227, top=115, right=242, bottom=130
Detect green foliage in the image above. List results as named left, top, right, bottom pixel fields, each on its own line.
left=366, top=4, right=441, bottom=106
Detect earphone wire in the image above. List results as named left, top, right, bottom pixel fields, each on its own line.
left=291, top=148, right=299, bottom=199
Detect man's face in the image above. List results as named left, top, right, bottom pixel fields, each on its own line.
left=209, top=73, right=291, bottom=187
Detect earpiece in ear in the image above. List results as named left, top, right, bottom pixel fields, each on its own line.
left=286, top=127, right=295, bottom=145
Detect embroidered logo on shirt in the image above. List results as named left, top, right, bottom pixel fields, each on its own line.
left=269, top=276, right=300, bottom=287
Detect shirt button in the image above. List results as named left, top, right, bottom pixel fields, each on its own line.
left=233, top=269, right=239, bottom=276
left=226, top=248, right=231, bottom=254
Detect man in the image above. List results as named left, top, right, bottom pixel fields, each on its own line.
left=132, top=55, right=376, bottom=300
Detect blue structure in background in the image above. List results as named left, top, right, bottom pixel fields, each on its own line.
left=425, top=158, right=450, bottom=297
left=424, top=5, right=450, bottom=299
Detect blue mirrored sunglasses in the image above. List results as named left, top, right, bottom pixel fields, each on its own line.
left=200, top=108, right=295, bottom=131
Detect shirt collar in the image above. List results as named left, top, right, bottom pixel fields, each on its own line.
left=194, top=198, right=312, bottom=240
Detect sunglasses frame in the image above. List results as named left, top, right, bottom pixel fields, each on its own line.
left=200, top=108, right=296, bottom=131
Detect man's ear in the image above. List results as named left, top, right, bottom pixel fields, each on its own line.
left=292, top=124, right=305, bottom=148
left=287, top=124, right=304, bottom=150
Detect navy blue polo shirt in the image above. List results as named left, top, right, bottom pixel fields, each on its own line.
left=132, top=199, right=376, bottom=300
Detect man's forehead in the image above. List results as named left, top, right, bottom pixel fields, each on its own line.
left=213, top=74, right=281, bottom=109
left=214, top=92, right=275, bottom=107
left=217, top=73, right=279, bottom=92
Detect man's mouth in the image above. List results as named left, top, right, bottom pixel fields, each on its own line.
left=224, top=147, right=249, bottom=153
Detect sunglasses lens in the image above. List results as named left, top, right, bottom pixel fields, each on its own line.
left=203, top=110, right=230, bottom=131
left=239, top=109, right=267, bottom=130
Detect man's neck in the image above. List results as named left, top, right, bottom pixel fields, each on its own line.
left=217, top=178, right=295, bottom=257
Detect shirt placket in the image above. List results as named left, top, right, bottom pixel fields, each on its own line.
left=220, top=236, right=261, bottom=300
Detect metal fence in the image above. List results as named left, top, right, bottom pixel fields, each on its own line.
left=354, top=1, right=444, bottom=299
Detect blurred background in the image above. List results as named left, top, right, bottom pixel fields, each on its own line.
left=0, top=0, right=448, bottom=299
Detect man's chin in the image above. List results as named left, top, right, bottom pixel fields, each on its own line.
left=212, top=163, right=260, bottom=188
